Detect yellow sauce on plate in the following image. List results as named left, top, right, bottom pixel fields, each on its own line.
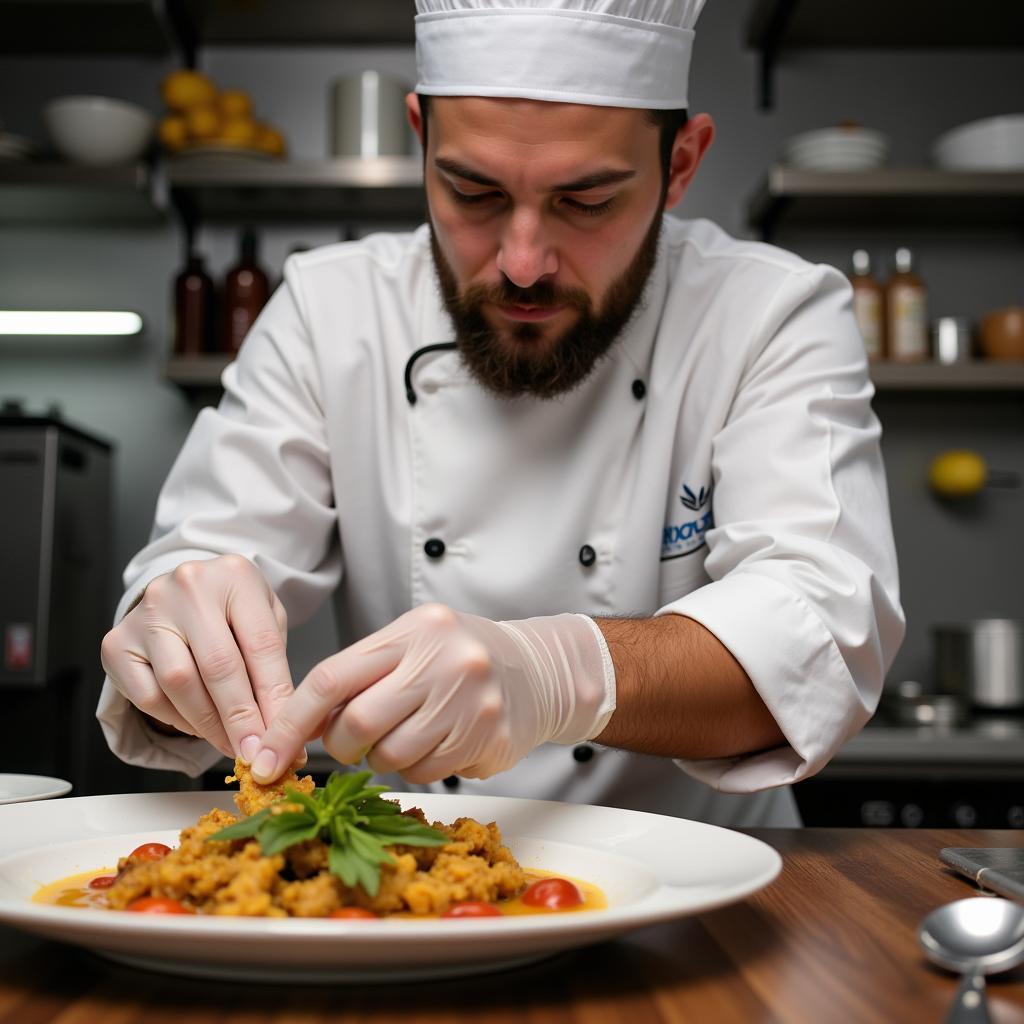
left=35, top=867, right=605, bottom=916
left=34, top=868, right=117, bottom=909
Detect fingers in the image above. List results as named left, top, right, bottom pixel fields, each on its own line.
left=103, top=557, right=295, bottom=763
left=323, top=676, right=436, bottom=770
left=251, top=636, right=404, bottom=783
left=175, top=604, right=269, bottom=758
left=107, top=655, right=197, bottom=739
left=143, top=628, right=236, bottom=757
left=226, top=586, right=294, bottom=736
left=105, top=641, right=234, bottom=758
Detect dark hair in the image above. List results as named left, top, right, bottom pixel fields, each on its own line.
left=418, top=94, right=688, bottom=185
left=646, top=108, right=689, bottom=185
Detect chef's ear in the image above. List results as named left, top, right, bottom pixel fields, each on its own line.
left=406, top=92, right=425, bottom=146
left=663, top=113, right=715, bottom=212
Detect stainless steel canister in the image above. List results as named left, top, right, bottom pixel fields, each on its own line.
left=932, top=619, right=1024, bottom=709
left=330, top=71, right=412, bottom=158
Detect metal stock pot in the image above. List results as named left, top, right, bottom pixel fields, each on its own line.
left=933, top=620, right=1024, bottom=710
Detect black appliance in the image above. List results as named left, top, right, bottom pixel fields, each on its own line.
left=0, top=403, right=125, bottom=793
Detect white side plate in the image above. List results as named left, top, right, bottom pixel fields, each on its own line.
left=0, top=774, right=72, bottom=805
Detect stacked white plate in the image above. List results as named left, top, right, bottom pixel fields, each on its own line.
left=932, top=114, right=1024, bottom=171
left=0, top=132, right=34, bottom=162
left=783, top=126, right=889, bottom=172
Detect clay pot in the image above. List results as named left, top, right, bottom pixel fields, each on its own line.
left=979, top=306, right=1024, bottom=360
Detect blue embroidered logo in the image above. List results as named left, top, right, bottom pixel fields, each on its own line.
left=679, top=483, right=712, bottom=513
left=661, top=481, right=713, bottom=560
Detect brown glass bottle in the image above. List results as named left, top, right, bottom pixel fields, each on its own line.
left=172, top=253, right=215, bottom=355
left=849, top=249, right=885, bottom=361
left=885, top=247, right=929, bottom=362
left=221, top=227, right=270, bottom=353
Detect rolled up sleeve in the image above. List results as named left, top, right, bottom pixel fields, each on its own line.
left=659, top=263, right=905, bottom=792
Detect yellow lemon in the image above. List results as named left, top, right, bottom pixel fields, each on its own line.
left=185, top=105, right=222, bottom=141
left=162, top=69, right=217, bottom=112
left=254, top=125, right=286, bottom=157
left=218, top=90, right=253, bottom=118
left=158, top=115, right=188, bottom=151
left=218, top=117, right=259, bottom=148
left=928, top=449, right=987, bottom=498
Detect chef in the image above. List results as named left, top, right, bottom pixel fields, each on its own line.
left=98, top=0, right=905, bottom=827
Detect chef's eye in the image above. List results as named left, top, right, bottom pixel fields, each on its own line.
left=448, top=185, right=502, bottom=206
left=561, top=196, right=617, bottom=217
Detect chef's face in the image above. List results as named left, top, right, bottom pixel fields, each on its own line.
left=408, top=95, right=714, bottom=398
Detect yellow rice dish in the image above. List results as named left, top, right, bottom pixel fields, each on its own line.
left=100, top=760, right=526, bottom=917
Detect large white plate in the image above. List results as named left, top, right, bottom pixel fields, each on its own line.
left=0, top=791, right=781, bottom=983
left=0, top=774, right=71, bottom=805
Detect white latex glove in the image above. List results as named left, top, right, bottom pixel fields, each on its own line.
left=249, top=604, right=616, bottom=784
left=100, top=554, right=294, bottom=761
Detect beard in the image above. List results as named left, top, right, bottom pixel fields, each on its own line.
left=429, top=210, right=663, bottom=399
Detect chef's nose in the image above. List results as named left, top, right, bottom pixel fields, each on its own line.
left=496, top=209, right=558, bottom=288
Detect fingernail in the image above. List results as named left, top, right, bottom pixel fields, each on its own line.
left=297, top=746, right=308, bottom=767
left=252, top=748, right=277, bottom=782
left=239, top=735, right=260, bottom=763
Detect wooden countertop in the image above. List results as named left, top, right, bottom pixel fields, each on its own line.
left=1, top=828, right=1023, bottom=1023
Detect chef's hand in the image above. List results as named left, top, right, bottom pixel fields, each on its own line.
left=248, top=604, right=616, bottom=784
left=100, top=555, right=293, bottom=761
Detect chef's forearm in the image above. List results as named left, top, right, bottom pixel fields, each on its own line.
left=592, top=615, right=785, bottom=760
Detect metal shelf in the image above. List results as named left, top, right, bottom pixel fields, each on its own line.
left=164, top=355, right=1024, bottom=400
left=167, top=156, right=424, bottom=224
left=745, top=0, right=1024, bottom=108
left=0, top=0, right=414, bottom=56
left=831, top=717, right=1024, bottom=770
left=747, top=0, right=1024, bottom=50
left=179, top=0, right=415, bottom=46
left=0, top=157, right=424, bottom=226
left=0, top=0, right=179, bottom=55
left=164, top=354, right=230, bottom=387
left=0, top=161, right=166, bottom=224
left=870, top=362, right=1024, bottom=392
left=747, top=167, right=1024, bottom=240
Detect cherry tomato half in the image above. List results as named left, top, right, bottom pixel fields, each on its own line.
left=126, top=897, right=191, bottom=914
left=442, top=901, right=502, bottom=918
left=329, top=907, right=377, bottom=919
left=521, top=878, right=583, bottom=910
left=129, top=843, right=172, bottom=862
left=88, top=875, right=117, bottom=889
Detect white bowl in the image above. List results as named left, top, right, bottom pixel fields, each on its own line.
left=786, top=144, right=888, bottom=165
left=785, top=126, right=888, bottom=153
left=784, top=126, right=889, bottom=172
left=788, top=152, right=887, bottom=172
left=44, top=95, right=154, bottom=166
left=786, top=137, right=888, bottom=155
left=932, top=114, right=1024, bottom=171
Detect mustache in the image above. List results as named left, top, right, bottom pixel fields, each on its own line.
left=461, top=279, right=591, bottom=312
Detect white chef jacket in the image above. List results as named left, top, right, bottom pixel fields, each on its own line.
left=98, top=215, right=905, bottom=828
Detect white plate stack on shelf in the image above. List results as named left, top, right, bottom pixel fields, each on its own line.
left=783, top=126, right=889, bottom=172
left=932, top=114, right=1024, bottom=171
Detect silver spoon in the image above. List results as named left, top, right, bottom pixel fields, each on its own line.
left=919, top=896, right=1024, bottom=1023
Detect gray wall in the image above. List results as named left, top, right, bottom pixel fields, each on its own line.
left=2, top=1, right=1022, bottom=699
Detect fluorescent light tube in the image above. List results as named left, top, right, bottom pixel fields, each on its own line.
left=0, top=311, right=144, bottom=336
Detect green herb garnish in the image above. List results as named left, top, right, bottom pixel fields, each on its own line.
left=207, top=770, right=448, bottom=896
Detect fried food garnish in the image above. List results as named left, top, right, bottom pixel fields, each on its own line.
left=225, top=757, right=315, bottom=817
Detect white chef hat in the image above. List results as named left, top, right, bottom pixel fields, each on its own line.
left=415, top=0, right=707, bottom=110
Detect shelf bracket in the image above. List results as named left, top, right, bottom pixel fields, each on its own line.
left=757, top=0, right=799, bottom=111
left=164, top=0, right=198, bottom=68
left=758, top=194, right=791, bottom=243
